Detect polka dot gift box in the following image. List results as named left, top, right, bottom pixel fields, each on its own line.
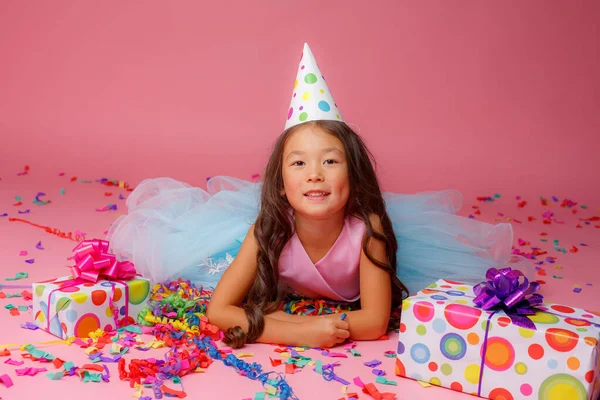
left=32, top=276, right=150, bottom=339
left=395, top=278, right=600, bottom=400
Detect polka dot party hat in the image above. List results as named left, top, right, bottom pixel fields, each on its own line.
left=284, top=43, right=344, bottom=130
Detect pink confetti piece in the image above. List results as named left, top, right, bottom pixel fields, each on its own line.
left=95, top=204, right=117, bottom=212
left=343, top=340, right=356, bottom=349
left=353, top=376, right=365, bottom=388
left=16, top=165, right=30, bottom=176
left=326, top=352, right=347, bottom=358
left=4, top=358, right=24, bottom=366
left=251, top=173, right=260, bottom=180
left=19, top=251, right=27, bottom=256
left=15, top=367, right=47, bottom=376
left=0, top=373, right=14, bottom=388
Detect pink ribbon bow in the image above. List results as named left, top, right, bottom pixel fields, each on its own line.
left=71, top=239, right=136, bottom=283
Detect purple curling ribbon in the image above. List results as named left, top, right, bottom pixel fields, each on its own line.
left=473, top=267, right=543, bottom=330
left=473, top=267, right=543, bottom=397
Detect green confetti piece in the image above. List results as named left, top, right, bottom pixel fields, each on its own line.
left=384, top=352, right=397, bottom=358
left=5, top=272, right=28, bottom=281
left=124, top=325, right=142, bottom=334
left=63, top=362, right=74, bottom=371
left=376, top=376, right=398, bottom=386
left=47, top=371, right=65, bottom=380
left=173, top=376, right=181, bottom=384
left=553, top=275, right=563, bottom=279
left=581, top=205, right=587, bottom=209
left=83, top=372, right=101, bottom=383
left=7, top=293, right=23, bottom=298
left=5, top=304, right=15, bottom=310
left=59, top=188, right=66, bottom=195
left=15, top=196, right=22, bottom=201
left=350, top=349, right=361, bottom=357
left=553, top=240, right=559, bottom=245
left=494, top=193, right=501, bottom=198
left=18, top=305, right=29, bottom=312
left=254, top=392, right=265, bottom=400
left=316, top=359, right=323, bottom=375
left=296, top=358, right=311, bottom=368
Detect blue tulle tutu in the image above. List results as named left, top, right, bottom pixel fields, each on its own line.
left=107, top=176, right=517, bottom=295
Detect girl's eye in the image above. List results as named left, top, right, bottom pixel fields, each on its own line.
left=324, top=159, right=337, bottom=165
left=292, top=161, right=305, bottom=166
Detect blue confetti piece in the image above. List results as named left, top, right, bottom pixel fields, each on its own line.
left=18, top=209, right=31, bottom=214
left=0, top=213, right=7, bottom=217
left=36, top=241, right=44, bottom=250
left=573, top=287, right=582, bottom=293
left=25, top=259, right=35, bottom=264
left=552, top=196, right=559, bottom=202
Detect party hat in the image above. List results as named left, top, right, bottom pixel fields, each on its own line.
left=284, top=43, right=344, bottom=130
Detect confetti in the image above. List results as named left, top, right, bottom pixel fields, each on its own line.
left=417, top=380, right=432, bottom=388
left=33, top=192, right=51, bottom=206
left=36, top=241, right=44, bottom=250
left=0, top=373, right=14, bottom=388
left=15, top=367, right=48, bottom=376
left=5, top=272, right=28, bottom=281
left=364, top=360, right=382, bottom=368
left=25, top=259, right=35, bottom=264
left=375, top=376, right=397, bottom=385
left=8, top=218, right=85, bottom=242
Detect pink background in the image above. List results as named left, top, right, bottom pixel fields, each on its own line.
left=1, top=2, right=600, bottom=399
left=1, top=1, right=599, bottom=203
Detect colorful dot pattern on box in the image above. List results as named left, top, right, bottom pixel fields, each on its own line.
left=395, top=279, right=600, bottom=400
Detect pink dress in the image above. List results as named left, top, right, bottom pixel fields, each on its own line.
left=278, top=216, right=366, bottom=302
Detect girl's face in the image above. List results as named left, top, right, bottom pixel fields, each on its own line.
left=281, top=124, right=350, bottom=221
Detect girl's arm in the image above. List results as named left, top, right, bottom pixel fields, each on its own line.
left=259, top=214, right=392, bottom=340
left=206, top=225, right=314, bottom=345
left=320, top=214, right=392, bottom=340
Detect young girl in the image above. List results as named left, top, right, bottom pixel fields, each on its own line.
left=107, top=43, right=514, bottom=349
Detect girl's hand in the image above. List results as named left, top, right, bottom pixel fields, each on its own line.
left=299, top=317, right=350, bottom=348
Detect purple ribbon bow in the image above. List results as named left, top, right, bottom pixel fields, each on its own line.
left=473, top=267, right=543, bottom=330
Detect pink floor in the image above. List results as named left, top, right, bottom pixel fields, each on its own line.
left=1, top=166, right=599, bottom=400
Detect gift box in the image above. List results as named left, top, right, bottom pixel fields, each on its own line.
left=395, top=278, right=600, bottom=400
left=31, top=239, right=151, bottom=339
left=32, top=275, right=150, bottom=339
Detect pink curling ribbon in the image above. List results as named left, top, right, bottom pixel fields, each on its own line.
left=71, top=239, right=136, bottom=283
left=45, top=239, right=136, bottom=337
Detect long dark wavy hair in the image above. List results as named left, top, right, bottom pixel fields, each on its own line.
left=223, top=120, right=409, bottom=348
